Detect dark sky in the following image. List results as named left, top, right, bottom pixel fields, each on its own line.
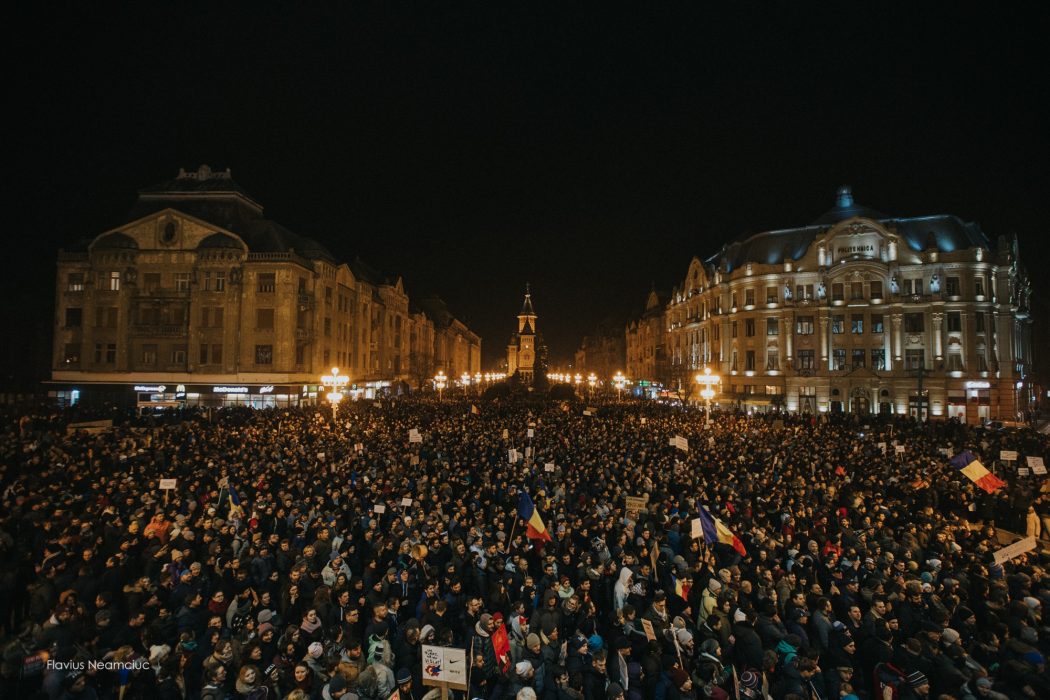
left=6, top=4, right=1049, bottom=374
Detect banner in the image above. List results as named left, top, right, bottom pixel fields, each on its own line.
left=993, top=536, right=1037, bottom=566
left=409, top=429, right=422, bottom=443
left=625, top=495, right=648, bottom=517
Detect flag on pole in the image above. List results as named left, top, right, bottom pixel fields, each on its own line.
left=673, top=575, right=691, bottom=601
left=228, top=481, right=244, bottom=518
left=517, top=491, right=552, bottom=542
left=949, top=450, right=1005, bottom=493
left=697, top=505, right=746, bottom=556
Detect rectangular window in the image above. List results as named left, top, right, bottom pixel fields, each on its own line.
left=731, top=321, right=738, bottom=338
left=731, top=351, right=738, bottom=371
left=831, top=283, right=844, bottom=302
left=795, top=284, right=815, bottom=300
left=745, top=350, right=756, bottom=371
left=904, top=313, right=924, bottom=333
left=67, top=273, right=85, bottom=291
left=142, top=344, right=157, bottom=365
left=905, top=349, right=925, bottom=370
left=870, top=280, right=883, bottom=298
left=325, top=287, right=333, bottom=305
left=766, top=351, right=779, bottom=370
left=796, top=316, right=814, bottom=335
left=171, top=344, right=186, bottom=364
left=295, top=344, right=306, bottom=365
left=797, top=350, right=815, bottom=369
left=143, top=272, right=161, bottom=291
left=745, top=318, right=755, bottom=337
left=946, top=277, right=960, bottom=296
left=833, top=348, right=846, bottom=370
left=975, top=278, right=984, bottom=297
left=105, top=343, right=116, bottom=364
left=871, top=314, right=884, bottom=333
left=95, top=306, right=118, bottom=328
left=851, top=348, right=866, bottom=368
left=323, top=349, right=331, bottom=365
left=745, top=289, right=755, bottom=306
left=203, top=271, right=226, bottom=291
left=324, top=317, right=332, bottom=337
left=63, top=343, right=80, bottom=366
left=851, top=282, right=864, bottom=300
left=975, top=313, right=985, bottom=332
left=948, top=353, right=964, bottom=371
left=199, top=343, right=209, bottom=365
left=831, top=315, right=844, bottom=334
left=731, top=293, right=738, bottom=309
left=765, top=385, right=784, bottom=395
left=766, top=286, right=778, bottom=304
left=174, top=272, right=191, bottom=292
left=64, top=307, right=82, bottom=328
left=907, top=278, right=923, bottom=295
left=871, top=348, right=886, bottom=370
left=255, top=344, right=273, bottom=365
left=947, top=312, right=962, bottom=332
left=851, top=314, right=864, bottom=334
left=107, top=271, right=121, bottom=291
left=257, top=273, right=276, bottom=293
left=976, top=351, right=987, bottom=371
left=212, top=344, right=223, bottom=365
left=256, top=308, right=275, bottom=330
left=767, top=318, right=779, bottom=336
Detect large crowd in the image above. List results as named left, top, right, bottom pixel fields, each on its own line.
left=1, top=395, right=1048, bottom=700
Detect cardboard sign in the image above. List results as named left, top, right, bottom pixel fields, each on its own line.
left=159, top=478, right=177, bottom=490
left=421, top=645, right=468, bottom=689
left=525, top=447, right=532, bottom=457
left=1027, top=456, right=1045, bottom=472
left=583, top=410, right=592, bottom=416
left=877, top=442, right=887, bottom=454
left=691, top=517, right=702, bottom=539
left=641, top=618, right=656, bottom=641
left=408, top=429, right=422, bottom=444
left=895, top=445, right=906, bottom=454
left=544, top=463, right=555, bottom=472
left=410, top=455, right=419, bottom=465
left=401, top=497, right=413, bottom=507
left=640, top=417, right=647, bottom=425
left=1018, top=467, right=1030, bottom=476
left=502, top=429, right=509, bottom=439
left=374, top=504, right=387, bottom=514
left=708, top=436, right=715, bottom=445
left=993, top=536, right=1037, bottom=566
left=674, top=435, right=689, bottom=452
left=1001, top=450, right=1018, bottom=462
left=625, top=495, right=648, bottom=517
left=527, top=428, right=534, bottom=438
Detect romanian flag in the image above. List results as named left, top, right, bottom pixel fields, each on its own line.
left=471, top=404, right=480, bottom=415
left=949, top=450, right=1005, bottom=493
left=673, top=575, right=691, bottom=601
left=228, top=482, right=244, bottom=518
left=517, top=491, right=552, bottom=542
left=698, top=505, right=747, bottom=556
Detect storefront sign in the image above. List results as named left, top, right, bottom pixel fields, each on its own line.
left=259, top=385, right=274, bottom=394
left=965, top=381, right=991, bottom=389
left=134, top=385, right=166, bottom=392
left=213, top=386, right=249, bottom=393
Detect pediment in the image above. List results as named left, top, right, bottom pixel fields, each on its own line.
left=92, top=208, right=247, bottom=253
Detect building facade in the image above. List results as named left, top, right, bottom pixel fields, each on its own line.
left=574, top=323, right=627, bottom=383
left=625, top=289, right=668, bottom=389
left=627, top=186, right=1034, bottom=422
left=50, top=166, right=480, bottom=408
left=506, top=285, right=538, bottom=384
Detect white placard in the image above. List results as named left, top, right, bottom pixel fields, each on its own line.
left=674, top=435, right=689, bottom=452
left=374, top=504, right=386, bottom=514
left=422, top=645, right=443, bottom=681
left=1001, top=450, right=1018, bottom=462
left=524, top=447, right=532, bottom=457
left=895, top=445, right=906, bottom=454
left=508, top=449, right=519, bottom=463
left=938, top=448, right=951, bottom=457
left=421, top=645, right=467, bottom=687
left=527, top=428, right=534, bottom=438
left=159, top=478, right=177, bottom=490
left=502, top=429, right=509, bottom=439
left=640, top=417, right=647, bottom=425
left=708, top=436, right=715, bottom=445
left=1027, top=456, right=1044, bottom=470
left=993, top=536, right=1037, bottom=566
left=1018, top=467, right=1030, bottom=476
left=401, top=497, right=413, bottom=507
left=583, top=410, right=592, bottom=416
left=877, top=442, right=887, bottom=454
left=442, top=646, right=467, bottom=686
left=1033, top=462, right=1047, bottom=476
left=544, top=463, right=555, bottom=472
left=691, top=517, right=702, bottom=539
left=409, top=429, right=423, bottom=444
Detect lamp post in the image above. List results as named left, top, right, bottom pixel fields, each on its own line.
left=613, top=371, right=627, bottom=401
left=587, top=372, right=597, bottom=398
left=460, top=372, right=471, bottom=395
left=695, top=366, right=720, bottom=425
left=321, top=367, right=349, bottom=421
left=434, top=370, right=447, bottom=400
left=574, top=373, right=582, bottom=394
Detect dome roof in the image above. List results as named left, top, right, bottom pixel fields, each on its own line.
left=197, top=232, right=244, bottom=250
left=93, top=232, right=139, bottom=250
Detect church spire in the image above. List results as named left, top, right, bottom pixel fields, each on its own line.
left=520, top=282, right=535, bottom=316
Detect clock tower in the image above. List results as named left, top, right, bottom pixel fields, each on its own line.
left=507, top=284, right=538, bottom=384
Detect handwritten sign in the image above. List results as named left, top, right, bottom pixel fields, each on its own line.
left=401, top=497, right=413, bottom=507
left=625, top=495, right=648, bottom=517
left=877, top=442, right=887, bottom=454
left=502, top=429, right=509, bottom=439
left=527, top=428, right=534, bottom=438
left=993, top=536, right=1037, bottom=566
left=691, top=517, right=702, bottom=539
left=374, top=504, right=386, bottom=514
left=640, top=417, right=647, bottom=425
left=1018, top=467, right=1030, bottom=476
left=544, top=463, right=555, bottom=472
left=421, top=645, right=468, bottom=689
left=159, top=478, right=177, bottom=490
left=408, top=429, right=422, bottom=444
left=1027, top=456, right=1045, bottom=474
left=673, top=435, right=689, bottom=452
left=1001, top=450, right=1018, bottom=462
left=641, top=618, right=656, bottom=641
left=895, top=445, right=906, bottom=455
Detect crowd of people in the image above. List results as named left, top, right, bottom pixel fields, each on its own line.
left=0, top=394, right=1048, bottom=700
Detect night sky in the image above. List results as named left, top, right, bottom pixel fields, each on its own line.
left=5, top=5, right=1049, bottom=383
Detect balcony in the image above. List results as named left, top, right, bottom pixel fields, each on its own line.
left=134, top=288, right=190, bottom=299
left=130, top=323, right=187, bottom=337
left=295, top=328, right=315, bottom=341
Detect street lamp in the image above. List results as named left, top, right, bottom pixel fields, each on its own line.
left=321, top=367, right=349, bottom=421
left=434, top=370, right=447, bottom=400
left=695, top=366, right=720, bottom=425
left=574, top=373, right=582, bottom=393
left=460, top=372, right=471, bottom=394
left=587, top=372, right=597, bottom=397
left=613, top=371, right=627, bottom=401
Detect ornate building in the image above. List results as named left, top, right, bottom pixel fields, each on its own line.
left=506, top=285, right=538, bottom=384
left=50, top=165, right=481, bottom=408
left=627, top=186, right=1034, bottom=422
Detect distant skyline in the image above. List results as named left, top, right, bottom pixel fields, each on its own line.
left=4, top=4, right=1048, bottom=380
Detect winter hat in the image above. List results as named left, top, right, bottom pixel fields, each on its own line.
left=329, top=675, right=348, bottom=692
left=515, top=661, right=532, bottom=676
left=700, top=639, right=718, bottom=655
left=396, top=668, right=412, bottom=684
left=606, top=683, right=624, bottom=698
left=526, top=633, right=540, bottom=647
left=739, top=670, right=760, bottom=689
left=677, top=629, right=694, bottom=646
left=941, top=628, right=960, bottom=645
left=308, top=642, right=324, bottom=658
left=258, top=623, right=274, bottom=636
left=258, top=609, right=274, bottom=624
left=479, top=613, right=493, bottom=628
left=733, top=608, right=748, bottom=623
left=975, top=678, right=992, bottom=689
left=907, top=672, right=929, bottom=689
left=670, top=668, right=689, bottom=688
left=708, top=578, right=723, bottom=593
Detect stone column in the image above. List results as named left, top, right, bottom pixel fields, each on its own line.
left=931, top=312, right=944, bottom=361
left=820, top=316, right=830, bottom=368
left=783, top=314, right=793, bottom=363
left=892, top=314, right=903, bottom=363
